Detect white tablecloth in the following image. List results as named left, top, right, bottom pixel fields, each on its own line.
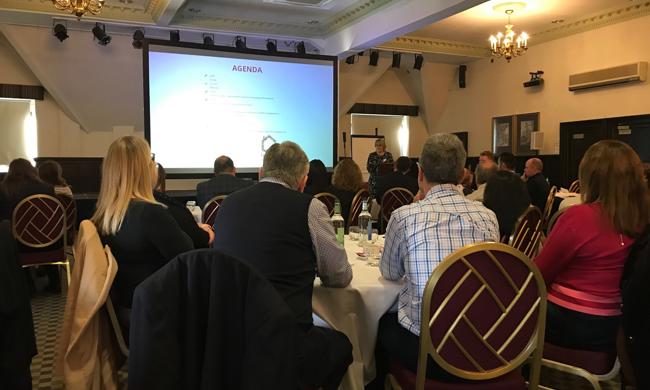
left=312, top=237, right=403, bottom=390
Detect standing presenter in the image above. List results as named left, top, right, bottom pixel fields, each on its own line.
left=366, top=138, right=394, bottom=199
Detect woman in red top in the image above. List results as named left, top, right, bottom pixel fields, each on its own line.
left=535, top=140, right=650, bottom=352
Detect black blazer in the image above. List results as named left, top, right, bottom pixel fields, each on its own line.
left=128, top=249, right=298, bottom=390
left=375, top=172, right=419, bottom=204
left=195, top=174, right=254, bottom=208
left=154, top=191, right=210, bottom=249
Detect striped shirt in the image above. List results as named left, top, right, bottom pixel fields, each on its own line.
left=380, top=184, right=500, bottom=335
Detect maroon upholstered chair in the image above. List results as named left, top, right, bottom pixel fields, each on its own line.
left=56, top=194, right=77, bottom=247
left=508, top=206, right=543, bottom=258
left=314, top=192, right=339, bottom=217
left=568, top=180, right=580, bottom=194
left=202, top=195, right=227, bottom=226
left=541, top=342, right=619, bottom=389
left=380, top=187, right=414, bottom=231
left=546, top=207, right=568, bottom=235
left=387, top=242, right=547, bottom=390
left=12, top=194, right=70, bottom=284
left=347, top=188, right=369, bottom=231
left=542, top=186, right=557, bottom=229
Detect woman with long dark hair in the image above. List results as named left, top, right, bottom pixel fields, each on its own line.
left=0, top=158, right=53, bottom=220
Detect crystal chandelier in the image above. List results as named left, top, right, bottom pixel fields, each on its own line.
left=52, top=0, right=105, bottom=18
left=489, top=9, right=529, bottom=62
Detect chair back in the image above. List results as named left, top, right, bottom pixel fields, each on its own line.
left=56, top=195, right=77, bottom=246
left=106, top=294, right=130, bottom=358
left=546, top=208, right=568, bottom=234
left=347, top=188, right=369, bottom=230
left=202, top=195, right=227, bottom=226
left=568, top=180, right=580, bottom=193
left=418, top=242, right=546, bottom=389
left=314, top=192, right=339, bottom=217
left=508, top=206, right=543, bottom=258
left=542, top=185, right=557, bottom=227
left=380, top=187, right=414, bottom=227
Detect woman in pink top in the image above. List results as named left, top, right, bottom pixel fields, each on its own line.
left=535, top=140, right=650, bottom=352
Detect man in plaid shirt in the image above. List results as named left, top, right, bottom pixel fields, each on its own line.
left=374, top=134, right=499, bottom=385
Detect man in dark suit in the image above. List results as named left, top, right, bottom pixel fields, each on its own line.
left=195, top=156, right=254, bottom=208
left=524, top=158, right=550, bottom=211
left=375, top=156, right=419, bottom=203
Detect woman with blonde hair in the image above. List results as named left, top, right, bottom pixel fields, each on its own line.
left=91, top=136, right=192, bottom=309
left=366, top=138, right=393, bottom=198
left=331, top=158, right=363, bottom=225
left=535, top=140, right=650, bottom=352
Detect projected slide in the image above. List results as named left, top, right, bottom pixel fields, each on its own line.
left=147, top=46, right=335, bottom=173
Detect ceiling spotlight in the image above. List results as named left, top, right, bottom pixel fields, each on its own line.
left=391, top=52, right=401, bottom=68
left=266, top=39, right=277, bottom=52
left=132, top=29, right=144, bottom=49
left=170, top=30, right=180, bottom=43
left=203, top=34, right=214, bottom=46
left=369, top=50, right=379, bottom=66
left=92, top=23, right=111, bottom=46
left=414, top=54, right=424, bottom=70
left=345, top=55, right=355, bottom=65
left=235, top=36, right=247, bottom=49
left=296, top=41, right=306, bottom=54
left=53, top=23, right=68, bottom=42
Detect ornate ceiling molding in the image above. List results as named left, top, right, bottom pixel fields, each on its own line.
left=172, top=14, right=325, bottom=36
left=324, top=0, right=395, bottom=34
left=377, top=36, right=490, bottom=58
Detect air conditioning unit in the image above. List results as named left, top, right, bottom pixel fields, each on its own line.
left=569, top=62, right=647, bottom=91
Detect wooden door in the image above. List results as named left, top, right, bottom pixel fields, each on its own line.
left=560, top=119, right=607, bottom=187
left=608, top=115, right=650, bottom=162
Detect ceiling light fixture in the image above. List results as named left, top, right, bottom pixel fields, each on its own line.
left=488, top=9, right=529, bottom=62
left=132, top=29, right=144, bottom=49
left=391, top=52, right=401, bottom=68
left=170, top=30, right=180, bottom=43
left=53, top=23, right=69, bottom=42
left=203, top=34, right=214, bottom=46
left=52, top=0, right=105, bottom=18
left=235, top=36, right=247, bottom=49
left=414, top=54, right=424, bottom=70
left=369, top=50, right=379, bottom=66
left=266, top=39, right=277, bottom=52
left=92, top=23, right=111, bottom=46
left=296, top=41, right=306, bottom=55
left=345, top=55, right=355, bottom=65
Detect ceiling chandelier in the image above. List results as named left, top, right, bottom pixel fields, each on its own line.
left=52, top=0, right=105, bottom=18
left=489, top=9, right=529, bottom=62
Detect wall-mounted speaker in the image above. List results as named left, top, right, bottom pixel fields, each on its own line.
left=459, top=65, right=467, bottom=88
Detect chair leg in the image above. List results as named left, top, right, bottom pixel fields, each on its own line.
left=64, top=261, right=71, bottom=286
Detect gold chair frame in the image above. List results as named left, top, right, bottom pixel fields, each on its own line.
left=542, top=186, right=557, bottom=228
left=380, top=187, right=414, bottom=229
left=414, top=243, right=547, bottom=390
left=12, top=194, right=71, bottom=285
left=347, top=188, right=369, bottom=231
left=314, top=192, right=340, bottom=217
left=546, top=208, right=568, bottom=235
left=202, top=194, right=227, bottom=225
left=105, top=295, right=130, bottom=358
left=508, top=206, right=543, bottom=258
left=568, top=180, right=580, bottom=194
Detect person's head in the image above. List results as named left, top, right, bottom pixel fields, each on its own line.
left=38, top=160, right=67, bottom=187
left=332, top=159, right=363, bottom=192
left=479, top=150, right=496, bottom=165
left=2, top=158, right=40, bottom=199
left=524, top=158, right=543, bottom=177
left=460, top=168, right=473, bottom=187
left=475, top=160, right=498, bottom=186
left=579, top=140, right=650, bottom=236
left=306, top=159, right=328, bottom=189
left=484, top=171, right=531, bottom=238
left=91, top=136, right=159, bottom=235
left=260, top=141, right=309, bottom=191
left=394, top=156, right=412, bottom=175
left=498, top=152, right=516, bottom=172
left=155, top=163, right=166, bottom=192
left=375, top=138, right=386, bottom=155
left=214, top=155, right=235, bottom=176
left=418, top=134, right=466, bottom=191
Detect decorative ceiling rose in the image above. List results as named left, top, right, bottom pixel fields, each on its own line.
left=489, top=9, right=529, bottom=62
left=52, top=0, right=105, bottom=18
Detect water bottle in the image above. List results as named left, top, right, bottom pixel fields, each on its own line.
left=186, top=201, right=202, bottom=224
left=358, top=199, right=371, bottom=243
left=331, top=200, right=345, bottom=246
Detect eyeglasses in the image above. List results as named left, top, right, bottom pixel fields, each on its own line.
left=150, top=153, right=156, bottom=161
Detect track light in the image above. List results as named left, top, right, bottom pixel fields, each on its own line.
left=132, top=30, right=144, bottom=49
left=296, top=41, right=306, bottom=54
left=53, top=23, right=68, bottom=42
left=266, top=39, right=277, bottom=53
left=345, top=55, right=355, bottom=65
left=170, top=30, right=180, bottom=43
left=369, top=50, right=379, bottom=66
left=414, top=54, right=424, bottom=70
left=92, top=23, right=111, bottom=46
left=203, top=34, right=214, bottom=46
left=235, top=36, right=246, bottom=49
left=391, top=52, right=401, bottom=68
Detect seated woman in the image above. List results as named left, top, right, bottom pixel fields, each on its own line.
left=91, top=136, right=193, bottom=309
left=331, top=159, right=363, bottom=225
left=0, top=158, right=54, bottom=220
left=483, top=170, right=531, bottom=241
left=153, top=163, right=214, bottom=249
left=38, top=160, right=73, bottom=198
left=303, top=159, right=332, bottom=195
left=535, top=140, right=650, bottom=352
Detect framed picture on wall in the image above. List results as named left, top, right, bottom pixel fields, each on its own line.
left=515, top=112, right=540, bottom=156
left=492, top=116, right=514, bottom=155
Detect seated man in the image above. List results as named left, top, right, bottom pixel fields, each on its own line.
left=375, top=134, right=499, bottom=383
left=497, top=152, right=517, bottom=174
left=212, top=141, right=353, bottom=390
left=375, top=156, right=419, bottom=204
left=196, top=155, right=253, bottom=208
left=524, top=157, right=550, bottom=211
left=466, top=160, right=497, bottom=202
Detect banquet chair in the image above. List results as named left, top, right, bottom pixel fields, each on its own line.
left=380, top=187, right=414, bottom=232
left=387, top=242, right=547, bottom=390
left=347, top=188, right=369, bottom=231
left=106, top=294, right=130, bottom=358
left=314, top=192, right=339, bottom=217
left=542, top=186, right=557, bottom=229
left=546, top=208, right=567, bottom=235
left=540, top=342, right=619, bottom=390
left=508, top=206, right=543, bottom=259
left=568, top=180, right=580, bottom=194
left=56, top=195, right=77, bottom=259
left=12, top=194, right=70, bottom=285
left=202, top=195, right=227, bottom=226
